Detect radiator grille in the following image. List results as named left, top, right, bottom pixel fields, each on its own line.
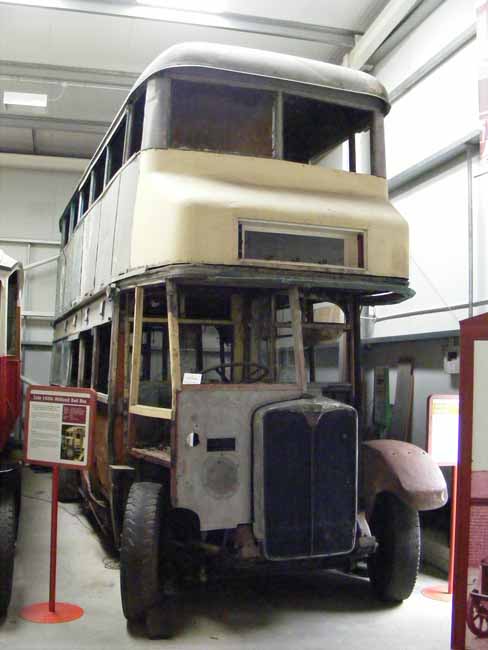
left=262, top=406, right=356, bottom=560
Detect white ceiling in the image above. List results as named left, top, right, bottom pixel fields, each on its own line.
left=0, top=0, right=392, bottom=159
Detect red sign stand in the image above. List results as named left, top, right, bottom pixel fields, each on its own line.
left=20, top=385, right=96, bottom=624
left=20, top=466, right=84, bottom=624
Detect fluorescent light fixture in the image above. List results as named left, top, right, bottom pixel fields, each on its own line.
left=135, top=0, right=227, bottom=13
left=3, top=91, right=48, bottom=108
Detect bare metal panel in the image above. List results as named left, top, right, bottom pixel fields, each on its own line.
left=112, top=157, right=139, bottom=278
left=175, top=386, right=300, bottom=531
left=95, top=175, right=120, bottom=292
left=53, top=294, right=114, bottom=342
left=54, top=253, right=65, bottom=319
left=62, top=224, right=83, bottom=311
left=80, top=202, right=101, bottom=298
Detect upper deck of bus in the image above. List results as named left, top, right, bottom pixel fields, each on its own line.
left=54, top=42, right=412, bottom=323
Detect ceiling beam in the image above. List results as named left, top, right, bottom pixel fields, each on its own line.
left=344, top=0, right=421, bottom=69
left=0, top=152, right=88, bottom=171
left=0, top=113, right=108, bottom=134
left=0, top=59, right=136, bottom=92
left=0, top=0, right=359, bottom=48
left=368, top=0, right=446, bottom=66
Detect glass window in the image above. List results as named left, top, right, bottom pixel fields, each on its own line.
left=78, top=179, right=90, bottom=220
left=240, top=221, right=365, bottom=269
left=6, top=272, right=19, bottom=356
left=96, top=323, right=111, bottom=394
left=70, top=199, right=78, bottom=234
left=171, top=80, right=274, bottom=157
left=302, top=299, right=347, bottom=385
left=107, top=117, right=126, bottom=182
left=91, top=150, right=106, bottom=202
left=50, top=339, right=70, bottom=386
left=80, top=330, right=93, bottom=388
left=68, top=339, right=80, bottom=387
left=128, top=89, right=146, bottom=158
left=177, top=287, right=296, bottom=385
left=283, top=94, right=370, bottom=168
left=137, top=323, right=171, bottom=408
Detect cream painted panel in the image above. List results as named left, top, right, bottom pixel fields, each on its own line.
left=112, top=157, right=139, bottom=278
left=95, top=176, right=120, bottom=292
left=130, top=149, right=409, bottom=280
left=80, top=203, right=101, bottom=298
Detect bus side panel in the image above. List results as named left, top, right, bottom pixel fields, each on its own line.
left=81, top=203, right=101, bottom=298
left=63, top=226, right=83, bottom=313
left=95, top=176, right=120, bottom=293
left=112, top=158, right=139, bottom=279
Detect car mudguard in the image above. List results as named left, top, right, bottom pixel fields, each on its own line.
left=362, top=439, right=448, bottom=515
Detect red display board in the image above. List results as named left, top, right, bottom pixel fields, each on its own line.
left=22, top=385, right=96, bottom=625
left=25, top=386, right=95, bottom=469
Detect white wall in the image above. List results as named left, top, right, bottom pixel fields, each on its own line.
left=371, top=0, right=481, bottom=338
left=0, top=161, right=81, bottom=383
left=363, top=0, right=481, bottom=444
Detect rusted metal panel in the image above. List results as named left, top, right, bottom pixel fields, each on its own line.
left=362, top=439, right=448, bottom=514
left=132, top=43, right=390, bottom=113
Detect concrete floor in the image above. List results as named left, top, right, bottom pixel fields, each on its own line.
left=1, top=468, right=452, bottom=650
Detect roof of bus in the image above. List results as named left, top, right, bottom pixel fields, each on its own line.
left=131, top=42, right=390, bottom=113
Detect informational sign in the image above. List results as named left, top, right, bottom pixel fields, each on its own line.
left=426, top=394, right=459, bottom=467
left=183, top=373, right=202, bottom=385
left=25, top=386, right=96, bottom=469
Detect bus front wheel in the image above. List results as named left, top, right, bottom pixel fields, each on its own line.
left=120, top=482, right=168, bottom=628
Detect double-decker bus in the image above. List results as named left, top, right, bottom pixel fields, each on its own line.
left=51, top=42, right=447, bottom=635
left=0, top=250, right=22, bottom=616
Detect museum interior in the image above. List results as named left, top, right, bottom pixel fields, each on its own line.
left=0, top=0, right=486, bottom=648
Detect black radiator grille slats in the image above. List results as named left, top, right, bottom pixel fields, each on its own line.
left=312, top=410, right=357, bottom=555
left=263, top=411, right=312, bottom=558
left=262, top=406, right=356, bottom=560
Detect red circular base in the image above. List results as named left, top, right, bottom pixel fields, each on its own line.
left=20, top=602, right=84, bottom=624
left=421, top=585, right=452, bottom=602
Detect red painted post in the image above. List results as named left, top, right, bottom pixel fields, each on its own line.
left=49, top=465, right=59, bottom=613
left=448, top=465, right=458, bottom=595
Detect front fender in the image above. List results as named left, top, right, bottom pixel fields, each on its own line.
left=362, top=440, right=448, bottom=515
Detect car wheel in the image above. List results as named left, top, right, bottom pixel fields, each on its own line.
left=120, top=482, right=165, bottom=623
left=367, top=492, right=420, bottom=602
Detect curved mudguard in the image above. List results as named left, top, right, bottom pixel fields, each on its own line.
left=362, top=440, right=448, bottom=515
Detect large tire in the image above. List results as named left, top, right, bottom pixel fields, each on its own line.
left=120, top=482, right=164, bottom=622
left=58, top=468, right=80, bottom=503
left=0, top=488, right=16, bottom=617
left=367, top=492, right=420, bottom=602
